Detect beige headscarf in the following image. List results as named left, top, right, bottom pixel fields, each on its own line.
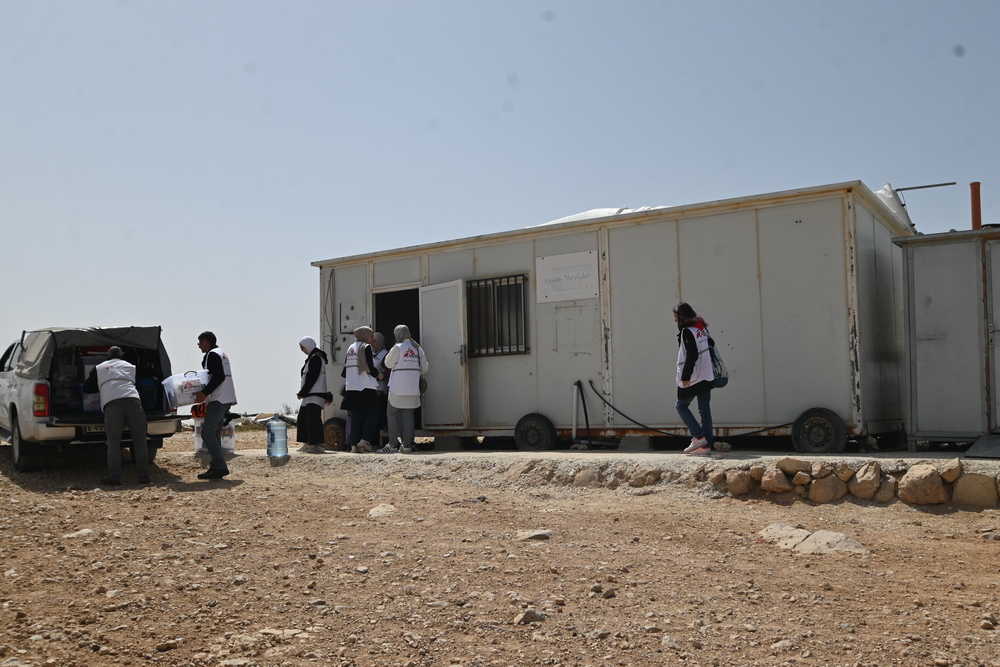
left=353, top=326, right=374, bottom=375
left=393, top=324, right=412, bottom=343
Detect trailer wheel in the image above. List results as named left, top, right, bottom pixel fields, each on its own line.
left=11, top=413, right=42, bottom=472
left=791, top=408, right=847, bottom=454
left=324, top=417, right=347, bottom=451
left=514, top=413, right=557, bottom=451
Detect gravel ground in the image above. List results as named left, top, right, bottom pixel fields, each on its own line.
left=2, top=429, right=1000, bottom=667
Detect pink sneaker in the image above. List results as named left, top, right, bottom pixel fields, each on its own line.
left=686, top=445, right=712, bottom=456
left=683, top=437, right=708, bottom=453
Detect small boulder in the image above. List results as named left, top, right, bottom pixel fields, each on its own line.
left=834, top=461, right=856, bottom=482
left=897, top=464, right=949, bottom=505
left=873, top=475, right=897, bottom=503
left=775, top=457, right=811, bottom=475
left=760, top=469, right=793, bottom=493
left=848, top=461, right=881, bottom=500
left=939, top=458, right=963, bottom=483
left=811, top=461, right=833, bottom=479
left=708, top=469, right=727, bottom=485
left=808, top=474, right=848, bottom=504
left=759, top=523, right=811, bottom=549
left=951, top=473, right=999, bottom=507
left=368, top=504, right=396, bottom=518
left=725, top=470, right=754, bottom=496
left=628, top=467, right=662, bottom=488
left=792, top=471, right=812, bottom=486
left=749, top=464, right=766, bottom=481
left=606, top=468, right=627, bottom=490
left=505, top=461, right=538, bottom=482
left=63, top=529, right=95, bottom=539
left=573, top=468, right=602, bottom=488
left=792, top=530, right=867, bottom=555
left=513, top=608, right=547, bottom=624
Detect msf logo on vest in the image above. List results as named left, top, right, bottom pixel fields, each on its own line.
left=402, top=349, right=418, bottom=358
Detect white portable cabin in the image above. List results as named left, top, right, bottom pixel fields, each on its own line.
left=894, top=227, right=1000, bottom=451
left=313, top=181, right=915, bottom=453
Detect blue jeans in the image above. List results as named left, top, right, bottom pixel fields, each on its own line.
left=203, top=401, right=233, bottom=471
left=676, top=391, right=713, bottom=444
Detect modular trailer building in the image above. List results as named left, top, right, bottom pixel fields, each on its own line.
left=895, top=227, right=1000, bottom=451
left=312, top=181, right=915, bottom=453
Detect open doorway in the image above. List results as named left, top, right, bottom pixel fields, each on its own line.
left=373, top=288, right=422, bottom=438
left=374, top=289, right=420, bottom=346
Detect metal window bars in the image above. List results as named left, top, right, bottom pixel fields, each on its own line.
left=467, top=274, right=528, bottom=357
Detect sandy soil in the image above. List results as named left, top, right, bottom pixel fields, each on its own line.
left=1, top=429, right=1000, bottom=667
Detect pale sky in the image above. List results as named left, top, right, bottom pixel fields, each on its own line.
left=2, top=0, right=997, bottom=412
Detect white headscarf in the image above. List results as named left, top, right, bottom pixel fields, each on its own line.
left=299, top=336, right=317, bottom=353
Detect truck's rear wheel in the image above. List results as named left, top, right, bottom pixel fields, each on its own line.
left=514, top=413, right=557, bottom=451
left=11, top=414, right=42, bottom=472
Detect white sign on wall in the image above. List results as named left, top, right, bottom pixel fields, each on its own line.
left=535, top=250, right=600, bottom=303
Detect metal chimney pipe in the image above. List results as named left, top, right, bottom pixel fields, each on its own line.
left=971, top=181, right=982, bottom=230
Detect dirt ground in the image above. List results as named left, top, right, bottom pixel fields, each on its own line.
left=2, top=429, right=1000, bottom=667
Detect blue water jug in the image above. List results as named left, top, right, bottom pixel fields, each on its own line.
left=266, top=416, right=288, bottom=457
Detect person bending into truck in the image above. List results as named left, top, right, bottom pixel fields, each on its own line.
left=341, top=326, right=381, bottom=453
left=381, top=324, right=429, bottom=454
left=674, top=302, right=715, bottom=456
left=82, top=346, right=149, bottom=486
left=193, top=331, right=238, bottom=479
left=296, top=336, right=331, bottom=454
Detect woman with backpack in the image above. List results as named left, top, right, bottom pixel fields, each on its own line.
left=674, top=302, right=715, bottom=456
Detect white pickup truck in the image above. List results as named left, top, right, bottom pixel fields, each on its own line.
left=0, top=326, right=183, bottom=471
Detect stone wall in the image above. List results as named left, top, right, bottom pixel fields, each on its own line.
left=712, top=457, right=1000, bottom=507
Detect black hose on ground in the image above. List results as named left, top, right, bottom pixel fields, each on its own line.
left=585, top=379, right=792, bottom=439
left=586, top=379, right=678, bottom=437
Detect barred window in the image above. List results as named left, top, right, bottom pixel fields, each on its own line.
left=467, top=274, right=528, bottom=357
